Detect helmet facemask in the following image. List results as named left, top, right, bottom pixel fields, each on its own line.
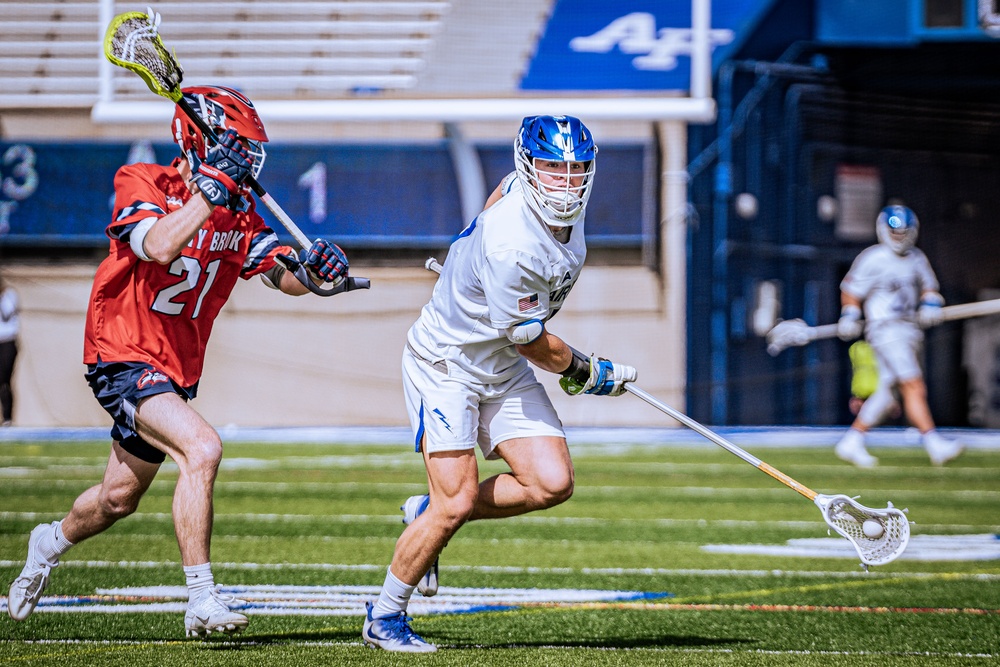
left=173, top=86, right=269, bottom=184
left=515, top=152, right=595, bottom=226
left=514, top=115, right=597, bottom=228
left=876, top=205, right=919, bottom=255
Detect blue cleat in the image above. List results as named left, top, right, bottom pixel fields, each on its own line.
left=401, top=494, right=438, bottom=596
left=363, top=601, right=437, bottom=653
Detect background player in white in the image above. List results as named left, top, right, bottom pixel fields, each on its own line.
left=362, top=115, right=636, bottom=653
left=834, top=204, right=963, bottom=467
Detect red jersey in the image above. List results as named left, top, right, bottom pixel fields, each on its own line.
left=84, top=160, right=293, bottom=387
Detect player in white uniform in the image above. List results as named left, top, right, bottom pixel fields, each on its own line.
left=834, top=205, right=963, bottom=467
left=362, top=116, right=637, bottom=653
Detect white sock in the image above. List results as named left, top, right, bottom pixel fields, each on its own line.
left=183, top=563, right=215, bottom=604
left=372, top=567, right=415, bottom=619
left=36, top=521, right=73, bottom=564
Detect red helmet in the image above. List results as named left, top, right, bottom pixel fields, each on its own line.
left=172, top=85, right=268, bottom=178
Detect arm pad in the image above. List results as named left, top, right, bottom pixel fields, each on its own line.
left=506, top=319, right=544, bottom=345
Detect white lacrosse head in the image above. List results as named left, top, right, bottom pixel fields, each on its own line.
left=765, top=319, right=812, bottom=356
left=814, top=494, right=910, bottom=567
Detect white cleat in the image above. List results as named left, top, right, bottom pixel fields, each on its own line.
left=7, top=523, right=60, bottom=621
left=401, top=494, right=438, bottom=597
left=924, top=431, right=964, bottom=466
left=212, top=585, right=248, bottom=610
left=834, top=430, right=878, bottom=468
left=363, top=601, right=437, bottom=653
left=184, top=591, right=249, bottom=639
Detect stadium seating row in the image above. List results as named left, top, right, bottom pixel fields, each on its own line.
left=0, top=0, right=451, bottom=107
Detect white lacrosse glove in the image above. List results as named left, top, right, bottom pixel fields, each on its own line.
left=837, top=305, right=863, bottom=341
left=560, top=355, right=637, bottom=397
left=917, top=292, right=944, bottom=327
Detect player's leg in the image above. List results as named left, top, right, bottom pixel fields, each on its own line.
left=896, top=376, right=963, bottom=465
left=878, top=332, right=962, bottom=465
left=133, top=392, right=221, bottom=566
left=365, top=444, right=477, bottom=653
left=473, top=435, right=573, bottom=519
left=364, top=350, right=482, bottom=652
left=130, top=392, right=248, bottom=636
left=7, top=441, right=158, bottom=621
left=471, top=368, right=573, bottom=518
left=8, top=361, right=172, bottom=622
left=836, top=372, right=897, bottom=468
left=0, top=339, right=15, bottom=424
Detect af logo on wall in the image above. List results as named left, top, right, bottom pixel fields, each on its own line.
left=569, top=13, right=734, bottom=72
left=521, top=0, right=765, bottom=91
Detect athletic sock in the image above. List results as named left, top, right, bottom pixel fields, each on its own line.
left=36, top=520, right=73, bottom=564
left=183, top=563, right=216, bottom=604
left=372, top=567, right=416, bottom=618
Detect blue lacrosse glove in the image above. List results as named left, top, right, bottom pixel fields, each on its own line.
left=303, top=239, right=349, bottom=283
left=559, top=355, right=637, bottom=397
left=191, top=128, right=253, bottom=208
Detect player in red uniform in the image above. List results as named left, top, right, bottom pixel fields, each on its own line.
left=7, top=86, right=352, bottom=637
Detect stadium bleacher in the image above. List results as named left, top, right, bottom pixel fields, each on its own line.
left=0, top=0, right=453, bottom=107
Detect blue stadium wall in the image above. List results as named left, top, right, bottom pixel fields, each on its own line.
left=0, top=142, right=650, bottom=250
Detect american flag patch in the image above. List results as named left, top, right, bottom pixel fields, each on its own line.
left=518, top=293, right=539, bottom=312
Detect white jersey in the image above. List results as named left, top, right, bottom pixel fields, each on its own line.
left=841, top=244, right=939, bottom=339
left=407, top=176, right=586, bottom=385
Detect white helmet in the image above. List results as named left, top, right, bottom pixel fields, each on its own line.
left=876, top=205, right=919, bottom=255
left=514, top=115, right=597, bottom=227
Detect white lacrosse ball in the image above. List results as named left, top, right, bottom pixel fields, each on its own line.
left=862, top=519, right=884, bottom=539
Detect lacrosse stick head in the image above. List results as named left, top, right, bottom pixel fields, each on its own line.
left=814, top=494, right=910, bottom=568
left=765, top=319, right=812, bottom=356
left=104, top=9, right=184, bottom=102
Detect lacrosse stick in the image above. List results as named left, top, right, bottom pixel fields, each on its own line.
left=766, top=296, right=1000, bottom=356
left=423, top=256, right=909, bottom=567
left=425, top=257, right=444, bottom=274
left=103, top=9, right=369, bottom=297
left=626, top=384, right=909, bottom=568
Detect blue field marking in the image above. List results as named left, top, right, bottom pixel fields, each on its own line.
left=0, top=585, right=675, bottom=618
left=2, top=425, right=1000, bottom=449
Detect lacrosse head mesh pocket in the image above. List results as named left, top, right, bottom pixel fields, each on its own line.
left=815, top=494, right=910, bottom=567
left=104, top=10, right=184, bottom=100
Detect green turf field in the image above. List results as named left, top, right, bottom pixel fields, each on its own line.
left=2, top=437, right=998, bottom=665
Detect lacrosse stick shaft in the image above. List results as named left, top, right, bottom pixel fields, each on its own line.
left=777, top=296, right=1000, bottom=350
left=429, top=257, right=818, bottom=499
left=625, top=384, right=819, bottom=501
left=175, top=98, right=312, bottom=249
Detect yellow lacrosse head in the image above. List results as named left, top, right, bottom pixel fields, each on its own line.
left=103, top=9, right=184, bottom=102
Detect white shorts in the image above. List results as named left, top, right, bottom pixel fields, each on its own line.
left=868, top=323, right=923, bottom=383
left=402, top=348, right=565, bottom=460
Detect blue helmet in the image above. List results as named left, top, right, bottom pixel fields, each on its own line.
left=876, top=205, right=919, bottom=254
left=514, top=115, right=597, bottom=226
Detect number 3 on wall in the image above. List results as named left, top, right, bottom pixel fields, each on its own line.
left=297, top=162, right=327, bottom=224
left=2, top=144, right=39, bottom=201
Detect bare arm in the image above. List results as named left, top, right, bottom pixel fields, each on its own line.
left=515, top=328, right=574, bottom=374
left=140, top=194, right=216, bottom=264
left=841, top=292, right=862, bottom=309
left=276, top=265, right=311, bottom=296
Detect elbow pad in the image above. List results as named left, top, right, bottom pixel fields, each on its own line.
left=506, top=319, right=544, bottom=345
left=128, top=217, right=157, bottom=261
